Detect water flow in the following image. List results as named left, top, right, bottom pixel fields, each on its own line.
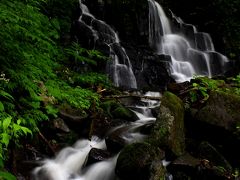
left=79, top=1, right=137, bottom=89
left=148, top=0, right=229, bottom=82
left=33, top=92, right=161, bottom=180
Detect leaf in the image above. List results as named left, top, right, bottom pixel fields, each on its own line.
left=2, top=117, right=11, bottom=131
left=1, top=133, right=10, bottom=147
left=0, top=102, right=4, bottom=112
left=20, top=127, right=32, bottom=136
left=0, top=90, right=14, bottom=101
left=0, top=171, right=16, bottom=180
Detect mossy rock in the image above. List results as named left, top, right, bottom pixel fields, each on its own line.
left=101, top=100, right=138, bottom=121
left=149, top=91, right=185, bottom=156
left=116, top=142, right=166, bottom=180
left=195, top=91, right=240, bottom=133
left=111, top=106, right=138, bottom=121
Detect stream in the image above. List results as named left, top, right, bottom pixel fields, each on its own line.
left=33, top=92, right=161, bottom=180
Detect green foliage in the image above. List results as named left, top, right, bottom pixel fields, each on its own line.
left=0, top=0, right=111, bottom=176
left=72, top=72, right=112, bottom=88
left=65, top=42, right=108, bottom=69
left=189, top=76, right=225, bottom=103
left=45, top=80, right=100, bottom=111
left=0, top=117, right=32, bottom=161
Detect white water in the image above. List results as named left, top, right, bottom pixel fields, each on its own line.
left=33, top=92, right=161, bottom=180
left=148, top=0, right=229, bottom=82
left=79, top=1, right=137, bottom=89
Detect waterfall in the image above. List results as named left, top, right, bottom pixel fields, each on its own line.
left=148, top=0, right=229, bottom=83
left=79, top=1, right=137, bottom=89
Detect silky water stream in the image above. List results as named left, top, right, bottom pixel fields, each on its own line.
left=33, top=92, right=161, bottom=180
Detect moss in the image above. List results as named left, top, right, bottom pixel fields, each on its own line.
left=149, top=91, right=185, bottom=156
left=101, top=100, right=138, bottom=121
left=195, top=91, right=240, bottom=132
left=116, top=142, right=165, bottom=180
left=111, top=106, right=138, bottom=121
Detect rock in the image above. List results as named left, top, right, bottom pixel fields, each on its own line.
left=195, top=91, right=240, bottom=132
left=116, top=142, right=165, bottom=180
left=167, top=153, right=201, bottom=178
left=52, top=118, right=70, bottom=133
left=86, top=148, right=111, bottom=166
left=111, top=106, right=138, bottom=122
left=149, top=91, right=185, bottom=156
left=89, top=109, right=111, bottom=138
left=197, top=141, right=232, bottom=171
left=105, top=126, right=131, bottom=153
left=149, top=160, right=167, bottom=180
left=101, top=100, right=139, bottom=121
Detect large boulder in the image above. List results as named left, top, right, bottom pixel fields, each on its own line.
left=149, top=91, right=185, bottom=156
left=195, top=90, right=240, bottom=132
left=115, top=142, right=166, bottom=180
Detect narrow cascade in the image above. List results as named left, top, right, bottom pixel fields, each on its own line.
left=79, top=1, right=137, bottom=89
left=33, top=92, right=161, bottom=180
left=148, top=0, right=229, bottom=83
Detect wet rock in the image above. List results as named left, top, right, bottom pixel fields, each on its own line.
left=149, top=91, right=185, bottom=156
left=105, top=126, right=131, bottom=153
left=197, top=141, right=232, bottom=171
left=111, top=106, right=138, bottom=122
left=116, top=142, right=165, bottom=180
left=167, top=153, right=201, bottom=178
left=101, top=100, right=139, bottom=122
left=86, top=148, right=111, bottom=166
left=71, top=20, right=96, bottom=49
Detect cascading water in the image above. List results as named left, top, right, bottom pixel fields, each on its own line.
left=32, top=92, right=161, bottom=180
left=79, top=1, right=137, bottom=89
left=148, top=0, right=229, bottom=83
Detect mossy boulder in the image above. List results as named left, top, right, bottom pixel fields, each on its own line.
left=195, top=91, right=240, bottom=133
left=101, top=100, right=139, bottom=121
left=149, top=91, right=185, bottom=156
left=116, top=142, right=166, bottom=180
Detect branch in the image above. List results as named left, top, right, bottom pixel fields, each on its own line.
left=103, top=94, right=161, bottom=100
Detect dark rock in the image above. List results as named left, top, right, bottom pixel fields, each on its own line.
left=149, top=91, right=185, bottom=156
left=167, top=153, right=201, bottom=178
left=52, top=118, right=70, bottom=133
left=59, top=110, right=88, bottom=124
left=195, top=91, right=240, bottom=132
left=105, top=126, right=131, bottom=153
left=71, top=20, right=96, bottom=49
left=86, top=148, right=111, bottom=166
left=116, top=142, right=165, bottom=180
left=198, top=141, right=232, bottom=171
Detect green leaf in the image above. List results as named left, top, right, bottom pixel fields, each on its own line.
left=0, top=90, right=14, bottom=101
left=0, top=102, right=4, bottom=112
left=1, top=133, right=10, bottom=147
left=2, top=117, right=11, bottom=131
left=20, top=127, right=32, bottom=136
left=0, top=171, right=16, bottom=180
